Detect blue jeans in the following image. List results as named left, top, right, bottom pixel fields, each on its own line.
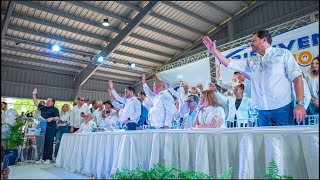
left=258, top=102, right=294, bottom=126
left=54, top=126, right=70, bottom=157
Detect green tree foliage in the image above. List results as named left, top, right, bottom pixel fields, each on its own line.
left=3, top=117, right=25, bottom=149
left=13, top=98, right=37, bottom=114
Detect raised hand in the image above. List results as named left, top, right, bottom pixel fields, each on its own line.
left=32, top=88, right=37, bottom=95
left=203, top=36, right=217, bottom=55
left=107, top=89, right=112, bottom=96
left=179, top=80, right=183, bottom=87
left=142, top=74, right=146, bottom=84
left=108, top=80, right=114, bottom=90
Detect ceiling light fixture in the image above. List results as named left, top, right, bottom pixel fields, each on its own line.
left=102, top=18, right=110, bottom=27
left=97, top=56, right=104, bottom=63
left=129, top=62, right=136, bottom=68
left=52, top=45, right=60, bottom=52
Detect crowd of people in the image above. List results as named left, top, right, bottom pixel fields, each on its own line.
left=1, top=30, right=318, bottom=168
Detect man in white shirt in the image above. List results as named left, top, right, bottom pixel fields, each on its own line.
left=1, top=102, right=19, bottom=139
left=76, top=113, right=97, bottom=133
left=142, top=74, right=176, bottom=129
left=138, top=91, right=153, bottom=111
left=70, top=96, right=90, bottom=133
left=93, top=101, right=104, bottom=126
left=203, top=30, right=306, bottom=126
left=108, top=80, right=141, bottom=130
left=167, top=81, right=189, bottom=121
left=215, top=84, right=251, bottom=127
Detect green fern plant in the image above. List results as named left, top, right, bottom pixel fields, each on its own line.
left=110, top=162, right=232, bottom=179
left=217, top=167, right=232, bottom=179
left=264, top=159, right=293, bottom=179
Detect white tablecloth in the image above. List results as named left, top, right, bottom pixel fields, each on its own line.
left=55, top=126, right=319, bottom=179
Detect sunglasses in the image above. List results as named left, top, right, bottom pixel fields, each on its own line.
left=79, top=99, right=84, bottom=101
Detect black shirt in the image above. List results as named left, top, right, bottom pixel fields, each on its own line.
left=40, top=106, right=59, bottom=127
left=234, top=98, right=242, bottom=120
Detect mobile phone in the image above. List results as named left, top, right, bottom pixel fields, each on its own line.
left=105, top=110, right=110, bottom=114
left=1, top=155, right=10, bottom=172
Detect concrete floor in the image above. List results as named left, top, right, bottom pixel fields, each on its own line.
left=8, top=162, right=92, bottom=179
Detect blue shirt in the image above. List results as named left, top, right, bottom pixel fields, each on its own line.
left=183, top=110, right=198, bottom=128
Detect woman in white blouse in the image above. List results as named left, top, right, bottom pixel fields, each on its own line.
left=193, top=90, right=226, bottom=128
left=305, top=56, right=319, bottom=115
left=54, top=104, right=71, bottom=159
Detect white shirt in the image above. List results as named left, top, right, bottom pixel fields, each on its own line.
left=93, top=108, right=104, bottom=126
left=100, top=109, right=117, bottom=128
left=1, top=109, right=18, bottom=134
left=197, top=106, right=226, bottom=128
left=143, top=84, right=176, bottom=128
left=58, top=112, right=70, bottom=127
left=215, top=91, right=251, bottom=122
left=70, top=104, right=90, bottom=128
left=79, top=120, right=97, bottom=133
left=305, top=74, right=319, bottom=99
left=227, top=46, right=302, bottom=110
left=112, top=89, right=141, bottom=123
left=168, top=86, right=189, bottom=117
left=142, top=96, right=153, bottom=111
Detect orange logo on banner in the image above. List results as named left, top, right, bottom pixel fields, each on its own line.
left=292, top=51, right=313, bottom=66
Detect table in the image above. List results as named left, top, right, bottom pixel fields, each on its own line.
left=55, top=126, right=319, bottom=179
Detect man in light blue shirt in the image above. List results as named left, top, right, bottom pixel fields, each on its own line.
left=183, top=94, right=199, bottom=129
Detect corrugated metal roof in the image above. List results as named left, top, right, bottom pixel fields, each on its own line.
left=1, top=0, right=253, bottom=84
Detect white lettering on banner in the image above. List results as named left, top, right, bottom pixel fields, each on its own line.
left=218, top=22, right=319, bottom=83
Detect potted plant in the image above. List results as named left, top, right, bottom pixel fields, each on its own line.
left=2, top=117, right=25, bottom=165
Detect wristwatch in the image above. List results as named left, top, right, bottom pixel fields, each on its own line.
left=296, top=100, right=305, bottom=106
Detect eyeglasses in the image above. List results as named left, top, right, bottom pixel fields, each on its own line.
left=186, top=100, right=194, bottom=103
left=79, top=99, right=84, bottom=101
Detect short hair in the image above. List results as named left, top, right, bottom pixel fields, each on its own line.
left=77, top=96, right=84, bottom=100
left=188, top=94, right=199, bottom=104
left=154, top=80, right=166, bottom=88
left=48, top=98, right=56, bottom=106
left=2, top=102, right=7, bottom=105
left=126, top=86, right=135, bottom=94
left=253, top=30, right=272, bottom=44
left=103, top=100, right=114, bottom=108
left=235, top=84, right=245, bottom=90
left=139, top=91, right=146, bottom=96
left=91, top=100, right=97, bottom=106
